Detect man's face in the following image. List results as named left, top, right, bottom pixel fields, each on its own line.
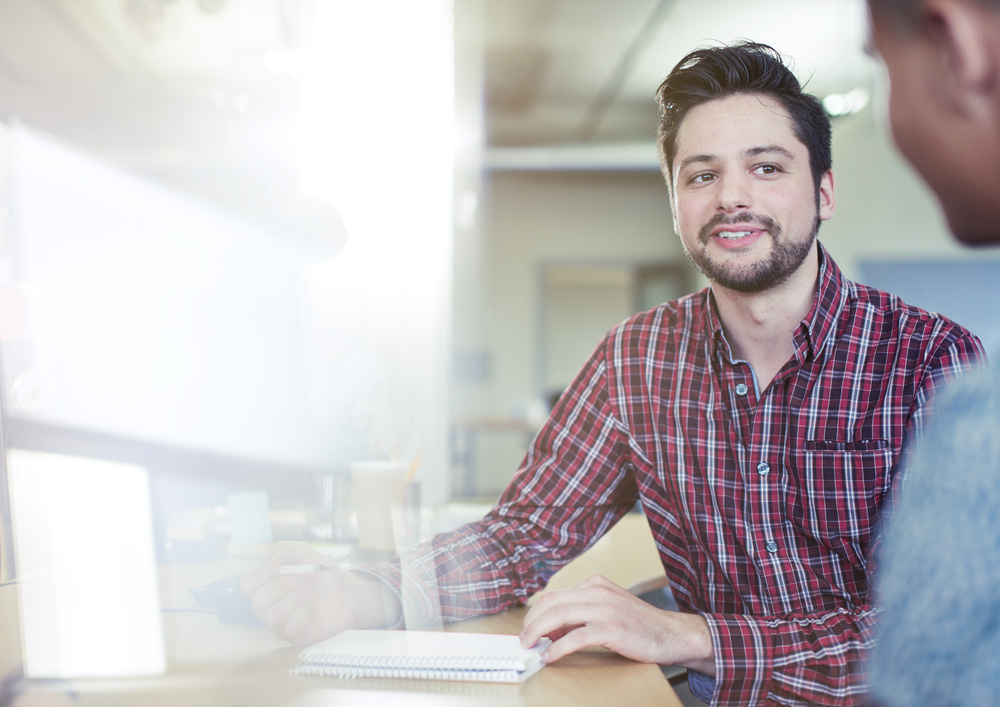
left=669, top=94, right=834, bottom=293
left=867, top=5, right=1000, bottom=244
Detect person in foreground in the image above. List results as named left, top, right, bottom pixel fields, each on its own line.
left=865, top=1, right=1000, bottom=704
left=243, top=42, right=985, bottom=706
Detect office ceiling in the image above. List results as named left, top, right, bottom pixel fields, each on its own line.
left=0, top=0, right=876, bottom=222
left=479, top=0, right=874, bottom=148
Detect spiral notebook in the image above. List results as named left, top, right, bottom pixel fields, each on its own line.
left=293, top=630, right=550, bottom=683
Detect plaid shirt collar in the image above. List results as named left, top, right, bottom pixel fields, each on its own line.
left=706, top=241, right=849, bottom=367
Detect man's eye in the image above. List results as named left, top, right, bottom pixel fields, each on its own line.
left=690, top=173, right=715, bottom=184
left=754, top=164, right=781, bottom=175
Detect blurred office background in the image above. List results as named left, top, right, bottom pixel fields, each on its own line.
left=0, top=0, right=996, bottom=564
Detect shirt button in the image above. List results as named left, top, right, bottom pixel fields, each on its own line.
left=765, top=541, right=778, bottom=554
left=735, top=383, right=748, bottom=396
left=756, top=461, right=770, bottom=475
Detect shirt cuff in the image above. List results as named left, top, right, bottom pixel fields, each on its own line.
left=350, top=558, right=440, bottom=629
left=701, top=612, right=775, bottom=706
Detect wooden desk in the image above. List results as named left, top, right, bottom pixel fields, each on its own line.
left=0, top=513, right=679, bottom=706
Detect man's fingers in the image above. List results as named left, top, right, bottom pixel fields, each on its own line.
left=240, top=543, right=307, bottom=593
left=518, top=574, right=683, bottom=665
left=520, top=576, right=623, bottom=647
left=256, top=578, right=308, bottom=628
left=543, top=626, right=573, bottom=642
left=241, top=542, right=330, bottom=595
left=248, top=573, right=322, bottom=630
left=522, top=594, right=570, bottom=646
left=269, top=596, right=314, bottom=644
left=522, top=600, right=606, bottom=649
left=542, top=624, right=606, bottom=664
left=279, top=601, right=332, bottom=646
left=240, top=557, right=280, bottom=595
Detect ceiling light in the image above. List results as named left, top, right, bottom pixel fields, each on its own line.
left=823, top=87, right=870, bottom=117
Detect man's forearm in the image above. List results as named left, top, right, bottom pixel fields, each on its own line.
left=346, top=571, right=404, bottom=629
left=669, top=611, right=715, bottom=676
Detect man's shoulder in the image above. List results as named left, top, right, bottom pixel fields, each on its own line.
left=925, top=369, right=1000, bottom=433
left=847, top=279, right=945, bottom=321
left=844, top=279, right=981, bottom=347
left=607, top=288, right=709, bottom=343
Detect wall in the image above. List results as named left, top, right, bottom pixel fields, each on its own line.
left=452, top=170, right=688, bottom=493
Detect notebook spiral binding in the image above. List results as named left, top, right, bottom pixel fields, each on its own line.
left=296, top=653, right=526, bottom=681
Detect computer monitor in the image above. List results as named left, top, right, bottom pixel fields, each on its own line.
left=0, top=123, right=335, bottom=569
left=6, top=448, right=165, bottom=679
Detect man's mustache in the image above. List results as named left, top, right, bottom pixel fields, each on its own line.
left=698, top=213, right=780, bottom=244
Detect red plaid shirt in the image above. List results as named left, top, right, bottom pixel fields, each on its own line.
left=360, top=244, right=985, bottom=706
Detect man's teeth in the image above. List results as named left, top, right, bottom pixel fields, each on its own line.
left=719, top=231, right=752, bottom=239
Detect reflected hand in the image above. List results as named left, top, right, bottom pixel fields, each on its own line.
left=240, top=541, right=400, bottom=646
left=519, top=574, right=715, bottom=676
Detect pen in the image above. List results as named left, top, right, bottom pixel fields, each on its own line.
left=278, top=563, right=331, bottom=575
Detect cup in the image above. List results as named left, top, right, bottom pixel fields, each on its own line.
left=350, top=461, right=408, bottom=552
left=227, top=490, right=273, bottom=546
left=309, top=471, right=354, bottom=542
left=397, top=480, right=422, bottom=548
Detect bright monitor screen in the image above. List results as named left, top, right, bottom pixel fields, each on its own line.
left=8, top=449, right=165, bottom=678
left=0, top=123, right=333, bottom=468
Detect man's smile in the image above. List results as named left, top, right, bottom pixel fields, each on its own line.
left=699, top=215, right=778, bottom=248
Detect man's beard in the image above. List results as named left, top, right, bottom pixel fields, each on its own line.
left=683, top=211, right=820, bottom=293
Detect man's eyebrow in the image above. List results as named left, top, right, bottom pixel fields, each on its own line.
left=676, top=153, right=717, bottom=172
left=745, top=144, right=796, bottom=160
left=676, top=145, right=797, bottom=174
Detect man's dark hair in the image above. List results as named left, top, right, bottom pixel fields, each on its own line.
left=867, top=0, right=1000, bottom=25
left=655, top=41, right=832, bottom=192
left=867, top=0, right=1000, bottom=20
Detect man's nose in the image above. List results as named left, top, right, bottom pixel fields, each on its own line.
left=715, top=174, right=752, bottom=212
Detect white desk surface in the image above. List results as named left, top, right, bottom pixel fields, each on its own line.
left=0, top=511, right=679, bottom=706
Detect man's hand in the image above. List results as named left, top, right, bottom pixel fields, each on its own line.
left=519, top=574, right=715, bottom=676
left=240, top=542, right=401, bottom=646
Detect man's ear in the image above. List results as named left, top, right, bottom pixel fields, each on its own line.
left=818, top=170, right=835, bottom=222
left=921, top=0, right=1000, bottom=102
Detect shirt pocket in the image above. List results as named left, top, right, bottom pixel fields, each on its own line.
left=784, top=442, right=892, bottom=555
